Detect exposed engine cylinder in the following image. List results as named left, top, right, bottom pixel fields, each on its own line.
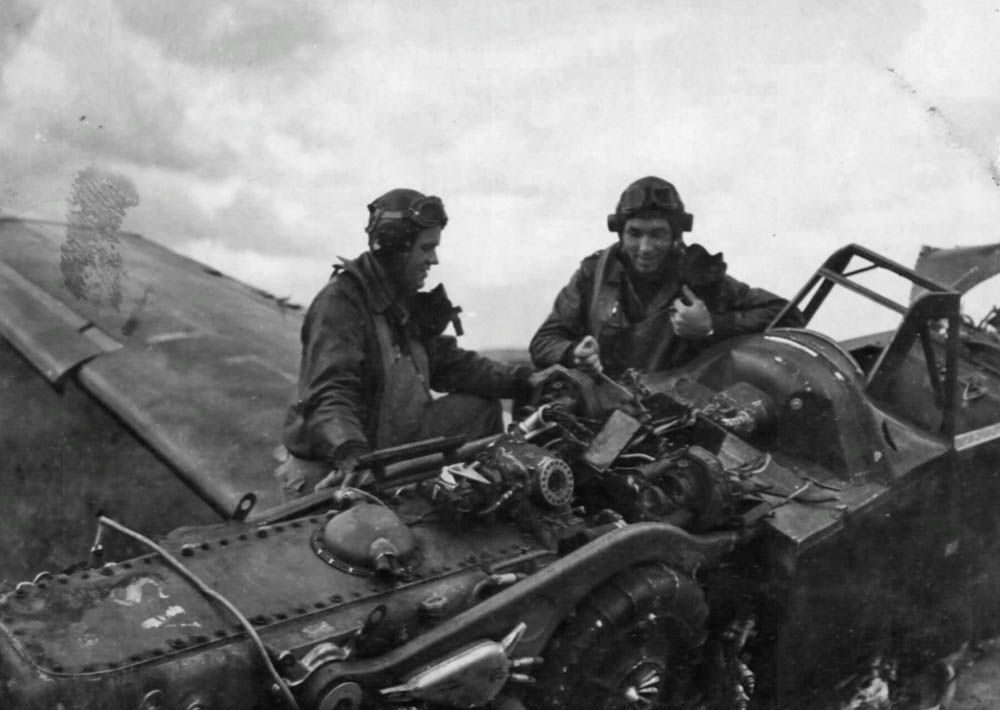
left=528, top=456, right=574, bottom=508
left=429, top=435, right=576, bottom=517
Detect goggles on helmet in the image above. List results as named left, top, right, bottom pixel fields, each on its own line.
left=373, top=195, right=448, bottom=230
left=608, top=181, right=693, bottom=233
left=618, top=184, right=683, bottom=216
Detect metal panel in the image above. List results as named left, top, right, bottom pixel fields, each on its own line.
left=0, top=218, right=304, bottom=519
left=0, top=259, right=117, bottom=382
left=78, top=340, right=289, bottom=519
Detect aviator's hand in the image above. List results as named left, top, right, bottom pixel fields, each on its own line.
left=670, top=285, right=714, bottom=339
left=314, top=452, right=364, bottom=492
left=571, top=335, right=603, bottom=375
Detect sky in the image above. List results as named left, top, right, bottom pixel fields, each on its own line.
left=1, top=0, right=999, bottom=348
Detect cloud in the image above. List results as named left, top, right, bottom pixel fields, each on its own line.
left=115, top=0, right=332, bottom=69
left=209, top=185, right=318, bottom=256
left=177, top=240, right=329, bottom=310
left=0, top=0, right=42, bottom=65
left=2, top=0, right=1000, bottom=350
left=0, top=0, right=239, bottom=176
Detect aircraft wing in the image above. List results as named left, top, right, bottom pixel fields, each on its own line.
left=0, top=217, right=304, bottom=519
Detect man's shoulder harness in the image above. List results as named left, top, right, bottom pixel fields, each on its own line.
left=587, top=244, right=619, bottom=338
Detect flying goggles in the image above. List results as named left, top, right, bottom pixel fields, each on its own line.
left=371, top=195, right=449, bottom=231
left=608, top=183, right=693, bottom=233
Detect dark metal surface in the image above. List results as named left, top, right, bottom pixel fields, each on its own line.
left=911, top=242, right=1000, bottom=301
left=5, top=233, right=1000, bottom=710
left=0, top=217, right=302, bottom=518
left=0, top=259, right=113, bottom=382
left=0, top=515, right=540, bottom=673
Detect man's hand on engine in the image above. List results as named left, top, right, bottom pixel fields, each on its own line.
left=572, top=335, right=603, bottom=375
left=670, top=285, right=714, bottom=339
left=315, top=451, right=368, bottom=492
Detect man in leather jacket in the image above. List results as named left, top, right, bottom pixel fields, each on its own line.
left=279, top=188, right=532, bottom=499
left=530, top=176, right=800, bottom=378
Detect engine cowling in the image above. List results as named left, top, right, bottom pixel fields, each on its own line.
left=649, top=328, right=890, bottom=483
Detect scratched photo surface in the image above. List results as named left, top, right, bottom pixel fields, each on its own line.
left=2, top=2, right=1000, bottom=709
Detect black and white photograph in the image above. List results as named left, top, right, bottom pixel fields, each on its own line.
left=2, top=2, right=1000, bottom=708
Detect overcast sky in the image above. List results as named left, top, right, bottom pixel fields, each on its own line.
left=2, top=0, right=999, bottom=347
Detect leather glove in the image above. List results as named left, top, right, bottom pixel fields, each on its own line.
left=670, top=285, right=714, bottom=339
left=315, top=441, right=370, bottom=492
left=571, top=335, right=603, bottom=375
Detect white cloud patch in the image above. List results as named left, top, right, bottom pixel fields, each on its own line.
left=178, top=239, right=329, bottom=308
left=1, top=0, right=999, bottom=347
left=114, top=0, right=332, bottom=69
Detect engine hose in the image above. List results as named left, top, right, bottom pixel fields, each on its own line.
left=97, top=516, right=302, bottom=710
